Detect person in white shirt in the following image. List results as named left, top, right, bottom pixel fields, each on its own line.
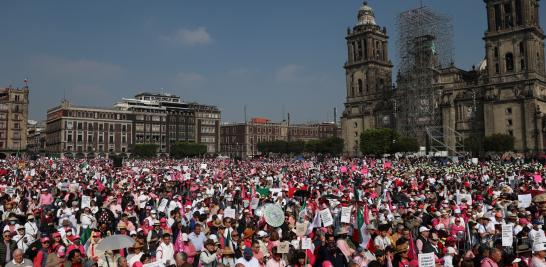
left=265, top=247, right=286, bottom=267
left=443, top=247, right=457, bottom=267
left=156, top=233, right=175, bottom=266
left=236, top=248, right=260, bottom=267
left=128, top=243, right=145, bottom=267
left=12, top=226, right=33, bottom=253
left=374, top=225, right=392, bottom=251
left=24, top=215, right=38, bottom=240
left=200, top=239, right=221, bottom=267
left=531, top=241, right=546, bottom=267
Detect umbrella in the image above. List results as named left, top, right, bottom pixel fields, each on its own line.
left=96, top=235, right=135, bottom=251
left=264, top=204, right=285, bottom=227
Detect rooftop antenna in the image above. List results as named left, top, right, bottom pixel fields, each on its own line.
left=282, top=105, right=285, bottom=121
left=244, top=105, right=247, bottom=123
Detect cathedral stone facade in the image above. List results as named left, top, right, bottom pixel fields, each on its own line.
left=341, top=0, right=546, bottom=155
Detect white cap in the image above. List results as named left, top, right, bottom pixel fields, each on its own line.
left=257, top=231, right=269, bottom=238
left=533, top=242, right=546, bottom=252
left=419, top=226, right=430, bottom=233
left=181, top=233, right=188, bottom=242
left=209, top=234, right=218, bottom=243
left=129, top=231, right=137, bottom=236
left=454, top=209, right=461, bottom=214
left=447, top=247, right=457, bottom=255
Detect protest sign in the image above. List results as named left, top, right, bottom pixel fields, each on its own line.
left=341, top=206, right=352, bottom=224
left=302, top=238, right=313, bottom=250
left=518, top=194, right=532, bottom=208
left=418, top=252, right=435, bottom=267
left=277, top=242, right=289, bottom=254
left=81, top=196, right=91, bottom=209
left=224, top=208, right=236, bottom=219
left=320, top=209, right=334, bottom=227
left=501, top=224, right=513, bottom=247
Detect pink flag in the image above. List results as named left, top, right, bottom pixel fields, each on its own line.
left=361, top=168, right=368, bottom=175
left=535, top=174, right=543, bottom=183
left=340, top=166, right=348, bottom=173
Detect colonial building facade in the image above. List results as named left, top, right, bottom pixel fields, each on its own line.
left=221, top=118, right=339, bottom=158
left=0, top=87, right=29, bottom=154
left=46, top=92, right=221, bottom=156
left=341, top=0, right=546, bottom=155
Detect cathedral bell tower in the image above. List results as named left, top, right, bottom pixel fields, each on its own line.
left=484, top=0, right=545, bottom=81
left=341, top=1, right=393, bottom=155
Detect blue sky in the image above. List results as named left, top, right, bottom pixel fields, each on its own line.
left=1, top=1, right=545, bottom=123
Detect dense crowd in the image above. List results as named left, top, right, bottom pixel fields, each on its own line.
left=0, top=156, right=545, bottom=267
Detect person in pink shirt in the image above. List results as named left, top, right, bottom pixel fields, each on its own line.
left=39, top=189, right=54, bottom=207
left=175, top=233, right=197, bottom=264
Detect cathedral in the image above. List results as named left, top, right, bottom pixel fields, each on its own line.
left=341, top=0, right=546, bottom=156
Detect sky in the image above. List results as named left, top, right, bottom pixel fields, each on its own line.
left=1, top=1, right=545, bottom=123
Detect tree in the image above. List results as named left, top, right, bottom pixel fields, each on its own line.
left=287, top=141, right=305, bottom=154
left=484, top=134, right=514, bottom=152
left=463, top=135, right=482, bottom=156
left=170, top=142, right=207, bottom=158
left=132, top=144, right=159, bottom=158
left=360, top=128, right=399, bottom=155
left=394, top=137, right=420, bottom=153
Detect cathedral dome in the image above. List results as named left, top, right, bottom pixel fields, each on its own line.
left=358, top=1, right=376, bottom=26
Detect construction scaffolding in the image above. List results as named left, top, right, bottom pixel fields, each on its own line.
left=395, top=6, right=456, bottom=153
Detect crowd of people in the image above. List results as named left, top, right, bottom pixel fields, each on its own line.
left=0, top=156, right=545, bottom=267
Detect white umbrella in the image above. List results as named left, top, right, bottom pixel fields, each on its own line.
left=96, top=235, right=135, bottom=251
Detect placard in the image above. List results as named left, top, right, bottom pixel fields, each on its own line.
left=277, top=241, right=289, bottom=254
left=200, top=164, right=207, bottom=170
left=340, top=206, right=352, bottom=224
left=224, top=208, right=236, bottom=219
left=518, top=194, right=532, bottom=208
left=158, top=199, right=169, bottom=212
left=456, top=193, right=473, bottom=205
left=471, top=158, right=478, bottom=165
left=301, top=238, right=312, bottom=250
left=251, top=198, right=260, bottom=210
left=295, top=223, right=306, bottom=237
left=5, top=187, right=15, bottom=196
left=182, top=166, right=189, bottom=172
left=501, top=224, right=513, bottom=247
left=143, top=262, right=165, bottom=267
left=81, top=196, right=91, bottom=209
left=319, top=209, right=334, bottom=227
left=418, top=252, right=435, bottom=267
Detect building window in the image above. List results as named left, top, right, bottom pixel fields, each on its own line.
left=521, top=59, right=525, bottom=70
left=88, top=135, right=93, bottom=143
left=507, top=119, right=513, bottom=126
left=77, top=134, right=82, bottom=142
left=506, top=107, right=512, bottom=115
left=508, top=129, right=514, bottom=136
left=109, top=134, right=114, bottom=143
left=358, top=79, right=363, bottom=94
left=67, top=134, right=72, bottom=142
left=504, top=3, right=513, bottom=28
left=505, top=53, right=514, bottom=72
left=494, top=47, right=499, bottom=59
left=495, top=63, right=500, bottom=74
left=14, top=123, right=19, bottom=129
left=515, top=0, right=523, bottom=25
left=77, top=122, right=82, bottom=130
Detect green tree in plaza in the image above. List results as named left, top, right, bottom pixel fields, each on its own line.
left=132, top=144, right=159, bottom=158
left=170, top=142, right=207, bottom=158
left=484, top=133, right=514, bottom=152
left=360, top=128, right=419, bottom=155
